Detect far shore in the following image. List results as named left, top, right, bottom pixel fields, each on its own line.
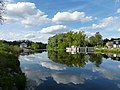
left=95, top=47, right=120, bottom=54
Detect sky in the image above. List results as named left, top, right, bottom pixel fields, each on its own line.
left=0, top=0, right=120, bottom=43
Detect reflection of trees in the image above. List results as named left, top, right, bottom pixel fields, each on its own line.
left=89, top=54, right=103, bottom=67
left=21, top=50, right=46, bottom=56
left=48, top=50, right=103, bottom=68
left=102, top=54, right=120, bottom=61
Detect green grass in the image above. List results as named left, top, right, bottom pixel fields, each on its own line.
left=95, top=47, right=120, bottom=54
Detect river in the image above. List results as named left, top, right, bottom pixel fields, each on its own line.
left=19, top=50, right=120, bottom=90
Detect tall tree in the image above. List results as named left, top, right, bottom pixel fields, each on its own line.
left=31, top=43, right=39, bottom=50
left=89, top=32, right=103, bottom=46
left=89, top=36, right=96, bottom=46
left=66, top=31, right=73, bottom=47
left=95, top=32, right=103, bottom=46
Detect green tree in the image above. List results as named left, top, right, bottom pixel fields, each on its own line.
left=66, top=31, right=73, bottom=47
left=89, top=36, right=96, bottom=46
left=47, top=31, right=88, bottom=49
left=89, top=32, right=103, bottom=46
left=31, top=43, right=39, bottom=50
left=95, top=32, right=103, bottom=46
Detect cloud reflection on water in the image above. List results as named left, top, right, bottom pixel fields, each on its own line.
left=19, top=52, right=120, bottom=90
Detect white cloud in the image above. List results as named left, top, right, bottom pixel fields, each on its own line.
left=0, top=32, right=25, bottom=41
left=72, top=16, right=119, bottom=33
left=19, top=53, right=49, bottom=63
left=72, top=28, right=95, bottom=36
left=118, top=65, right=120, bottom=68
left=118, top=28, right=120, bottom=31
left=117, top=8, right=120, bottom=13
left=22, top=70, right=49, bottom=87
left=52, top=11, right=92, bottom=23
left=7, top=0, right=14, bottom=3
left=24, top=34, right=35, bottom=38
left=0, top=31, right=50, bottom=43
left=40, top=25, right=68, bottom=34
left=92, top=67, right=119, bottom=80
left=91, top=16, right=117, bottom=29
left=5, top=2, right=50, bottom=26
left=39, top=61, right=67, bottom=70
left=116, top=0, right=120, bottom=3
left=85, top=31, right=95, bottom=36
left=52, top=73, right=93, bottom=84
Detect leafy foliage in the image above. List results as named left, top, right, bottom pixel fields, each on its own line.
left=89, top=32, right=103, bottom=47
left=2, top=40, right=47, bottom=50
left=0, top=40, right=26, bottom=90
left=47, top=31, right=103, bottom=50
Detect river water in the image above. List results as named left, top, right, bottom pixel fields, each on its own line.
left=19, top=51, right=120, bottom=90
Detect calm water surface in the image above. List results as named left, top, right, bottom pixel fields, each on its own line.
left=19, top=51, right=120, bottom=90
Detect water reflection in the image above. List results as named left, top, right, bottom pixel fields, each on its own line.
left=48, top=50, right=103, bottom=67
left=19, top=51, right=120, bottom=90
left=39, top=61, right=67, bottom=70
left=20, top=50, right=46, bottom=56
left=103, top=53, right=120, bottom=61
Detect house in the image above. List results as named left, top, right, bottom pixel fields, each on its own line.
left=106, top=38, right=120, bottom=48
left=66, top=46, right=77, bottom=53
left=112, top=38, right=120, bottom=48
left=20, top=43, right=31, bottom=52
left=20, top=43, right=27, bottom=48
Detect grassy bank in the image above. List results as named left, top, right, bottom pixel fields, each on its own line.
left=0, top=43, right=26, bottom=90
left=95, top=47, right=120, bottom=54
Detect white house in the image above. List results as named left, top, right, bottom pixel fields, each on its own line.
left=113, top=40, right=120, bottom=48
left=106, top=38, right=120, bottom=48
left=20, top=43, right=27, bottom=48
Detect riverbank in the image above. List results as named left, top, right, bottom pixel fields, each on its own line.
left=95, top=47, right=120, bottom=54
left=0, top=43, right=26, bottom=90
left=0, top=53, right=26, bottom=90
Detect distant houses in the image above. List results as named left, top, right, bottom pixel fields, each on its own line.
left=20, top=43, right=27, bottom=48
left=20, top=43, right=31, bottom=52
left=106, top=38, right=120, bottom=48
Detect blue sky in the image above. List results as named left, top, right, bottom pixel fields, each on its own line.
left=1, top=0, right=120, bottom=43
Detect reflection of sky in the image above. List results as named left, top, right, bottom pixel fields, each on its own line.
left=52, top=72, right=93, bottom=84
left=19, top=52, right=120, bottom=90
left=39, top=61, right=66, bottom=70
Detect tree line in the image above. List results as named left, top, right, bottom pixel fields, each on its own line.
left=47, top=31, right=103, bottom=50
left=1, top=40, right=47, bottom=50
left=0, top=40, right=47, bottom=55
